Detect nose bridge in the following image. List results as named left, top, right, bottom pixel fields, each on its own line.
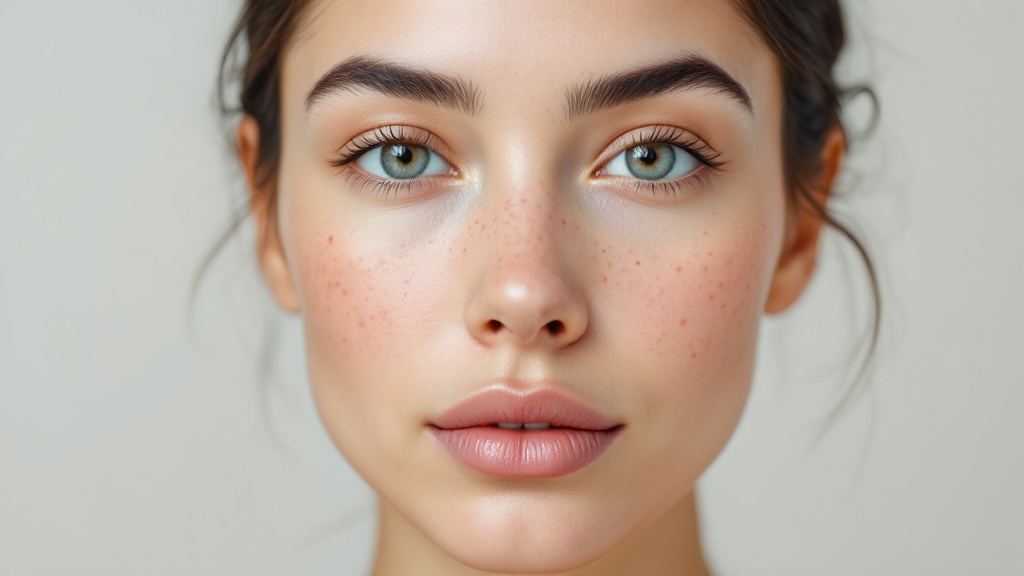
left=463, top=181, right=588, bottom=350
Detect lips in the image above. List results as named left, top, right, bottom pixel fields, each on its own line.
left=428, top=386, right=622, bottom=479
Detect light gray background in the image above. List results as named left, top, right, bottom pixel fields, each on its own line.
left=1, top=1, right=1022, bottom=575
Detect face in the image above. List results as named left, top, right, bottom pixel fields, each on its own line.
left=248, top=0, right=822, bottom=572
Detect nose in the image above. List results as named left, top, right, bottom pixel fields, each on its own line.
left=463, top=203, right=589, bottom=350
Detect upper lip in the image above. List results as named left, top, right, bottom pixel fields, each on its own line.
left=429, top=384, right=621, bottom=431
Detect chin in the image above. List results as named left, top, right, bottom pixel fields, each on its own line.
left=408, top=490, right=633, bottom=575
left=436, top=529, right=611, bottom=575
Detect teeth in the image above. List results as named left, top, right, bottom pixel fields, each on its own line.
left=495, top=422, right=552, bottom=430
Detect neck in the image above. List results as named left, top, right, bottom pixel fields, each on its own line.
left=370, top=489, right=711, bottom=576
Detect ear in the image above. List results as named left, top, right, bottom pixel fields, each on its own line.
left=237, top=116, right=300, bottom=313
left=764, top=124, right=845, bottom=314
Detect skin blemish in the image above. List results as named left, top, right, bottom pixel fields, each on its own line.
left=328, top=235, right=334, bottom=243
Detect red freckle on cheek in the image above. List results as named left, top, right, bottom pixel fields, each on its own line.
left=635, top=261, right=641, bottom=266
left=328, top=235, right=334, bottom=243
left=679, top=318, right=688, bottom=327
left=602, top=275, right=608, bottom=283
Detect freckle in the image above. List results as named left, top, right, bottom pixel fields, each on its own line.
left=703, top=231, right=708, bottom=236
left=341, top=290, right=348, bottom=296
left=709, top=294, right=716, bottom=301
left=328, top=235, right=334, bottom=243
left=718, top=282, right=725, bottom=289
left=691, top=352, right=698, bottom=359
left=561, top=219, right=567, bottom=225
left=676, top=266, right=683, bottom=273
left=679, top=318, right=688, bottom=327
left=602, top=276, right=608, bottom=283
left=520, top=198, right=527, bottom=204
left=708, top=250, right=713, bottom=256
left=635, top=261, right=641, bottom=266
left=602, top=249, right=607, bottom=254
left=358, top=320, right=366, bottom=328
left=703, top=266, right=709, bottom=272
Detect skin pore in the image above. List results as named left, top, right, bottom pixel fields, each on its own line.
left=238, top=0, right=843, bottom=574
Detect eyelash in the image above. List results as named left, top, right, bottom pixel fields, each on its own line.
left=595, top=126, right=725, bottom=198
left=329, top=125, right=724, bottom=199
left=329, top=126, right=451, bottom=199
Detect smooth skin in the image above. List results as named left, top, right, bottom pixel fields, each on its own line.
left=238, top=0, right=843, bottom=574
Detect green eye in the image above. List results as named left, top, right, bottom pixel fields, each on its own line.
left=606, top=143, right=699, bottom=181
left=358, top=143, right=449, bottom=179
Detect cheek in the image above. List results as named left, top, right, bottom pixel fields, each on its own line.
left=595, top=212, right=776, bottom=468
left=601, top=222, right=769, bottom=369
left=297, top=231, right=437, bottom=365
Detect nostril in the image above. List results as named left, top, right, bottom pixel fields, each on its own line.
left=487, top=319, right=504, bottom=333
left=545, top=320, right=565, bottom=336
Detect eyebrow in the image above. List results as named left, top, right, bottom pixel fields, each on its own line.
left=564, top=55, right=752, bottom=120
left=305, top=56, right=482, bottom=115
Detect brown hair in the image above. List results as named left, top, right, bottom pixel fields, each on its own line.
left=209, top=0, right=880, bottom=423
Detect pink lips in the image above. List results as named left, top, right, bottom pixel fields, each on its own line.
left=428, top=386, right=622, bottom=479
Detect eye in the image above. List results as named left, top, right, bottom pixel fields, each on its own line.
left=356, top=143, right=449, bottom=179
left=604, top=143, right=700, bottom=181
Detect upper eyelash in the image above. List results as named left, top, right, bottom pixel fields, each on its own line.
left=329, top=126, right=443, bottom=168
left=329, top=125, right=723, bottom=201
left=611, top=126, right=725, bottom=171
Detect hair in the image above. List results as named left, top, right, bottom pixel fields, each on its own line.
left=208, top=0, right=880, bottom=425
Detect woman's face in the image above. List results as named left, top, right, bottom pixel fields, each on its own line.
left=253, top=0, right=810, bottom=572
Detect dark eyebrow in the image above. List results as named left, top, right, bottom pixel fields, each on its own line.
left=564, top=55, right=752, bottom=120
left=305, top=56, right=482, bottom=115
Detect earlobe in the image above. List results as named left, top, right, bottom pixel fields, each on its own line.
left=764, top=124, right=845, bottom=315
left=237, top=117, right=301, bottom=314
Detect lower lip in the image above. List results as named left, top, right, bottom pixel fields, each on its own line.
left=429, top=426, right=621, bottom=479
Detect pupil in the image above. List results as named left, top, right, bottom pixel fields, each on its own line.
left=639, top=147, right=657, bottom=165
left=391, top=145, right=414, bottom=165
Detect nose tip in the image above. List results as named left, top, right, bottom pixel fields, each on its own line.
left=466, top=266, right=589, bottom=350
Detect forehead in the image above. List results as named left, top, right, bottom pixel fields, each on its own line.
left=283, top=0, right=777, bottom=115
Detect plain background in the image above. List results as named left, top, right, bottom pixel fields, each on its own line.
left=1, top=1, right=1022, bottom=575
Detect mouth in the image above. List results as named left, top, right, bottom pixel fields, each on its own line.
left=427, top=386, right=623, bottom=479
